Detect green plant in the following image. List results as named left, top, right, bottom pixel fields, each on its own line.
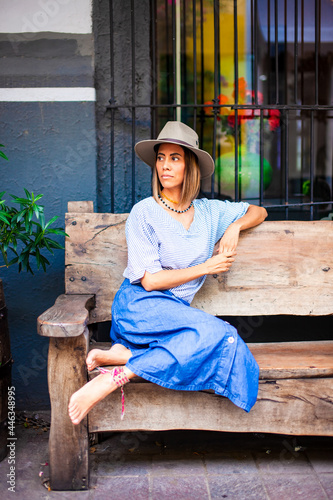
left=0, top=144, right=68, bottom=274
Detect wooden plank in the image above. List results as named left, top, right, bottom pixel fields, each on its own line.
left=65, top=213, right=127, bottom=322
left=37, top=294, right=95, bottom=337
left=249, top=340, right=333, bottom=379
left=64, top=218, right=333, bottom=320
left=88, top=340, right=333, bottom=380
left=67, top=201, right=94, bottom=213
left=88, top=377, right=333, bottom=436
left=48, top=331, right=89, bottom=490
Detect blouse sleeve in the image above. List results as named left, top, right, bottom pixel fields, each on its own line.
left=207, top=199, right=250, bottom=242
left=124, top=204, right=163, bottom=284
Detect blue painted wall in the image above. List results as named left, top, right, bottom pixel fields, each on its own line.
left=1, top=101, right=96, bottom=409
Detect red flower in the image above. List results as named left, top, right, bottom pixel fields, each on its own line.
left=268, top=109, right=280, bottom=131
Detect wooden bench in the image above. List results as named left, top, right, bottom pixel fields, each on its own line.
left=37, top=201, right=333, bottom=491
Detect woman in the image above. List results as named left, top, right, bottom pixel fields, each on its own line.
left=68, top=121, right=267, bottom=425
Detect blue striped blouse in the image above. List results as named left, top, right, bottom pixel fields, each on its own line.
left=123, top=197, right=249, bottom=304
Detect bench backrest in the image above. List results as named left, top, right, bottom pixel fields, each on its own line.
left=65, top=201, right=333, bottom=323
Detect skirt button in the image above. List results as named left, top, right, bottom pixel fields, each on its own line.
left=228, top=336, right=235, bottom=344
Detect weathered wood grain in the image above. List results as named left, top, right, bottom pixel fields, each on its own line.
left=250, top=340, right=333, bottom=379
left=88, top=377, right=333, bottom=436
left=88, top=340, right=333, bottom=380
left=48, top=331, right=89, bottom=490
left=37, top=294, right=95, bottom=337
left=64, top=215, right=333, bottom=320
left=67, top=201, right=94, bottom=213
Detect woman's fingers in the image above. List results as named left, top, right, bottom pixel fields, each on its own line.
left=206, top=252, right=236, bottom=274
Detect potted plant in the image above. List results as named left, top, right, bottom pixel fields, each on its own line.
left=0, top=144, right=67, bottom=460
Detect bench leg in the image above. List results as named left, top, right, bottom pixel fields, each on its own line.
left=48, top=330, right=89, bottom=490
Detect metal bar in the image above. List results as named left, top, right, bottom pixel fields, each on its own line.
left=234, top=109, right=239, bottom=201
left=110, top=0, right=115, bottom=213
left=310, top=110, right=315, bottom=220
left=131, top=0, right=136, bottom=206
left=253, top=0, right=258, bottom=105
left=182, top=0, right=186, bottom=113
left=251, top=0, right=254, bottom=102
left=214, top=0, right=220, bottom=101
left=294, top=0, right=298, bottom=103
left=300, top=0, right=304, bottom=196
left=284, top=109, right=289, bottom=219
left=151, top=0, right=157, bottom=138
left=259, top=109, right=264, bottom=205
left=301, top=0, right=304, bottom=104
left=234, top=0, right=238, bottom=105
left=284, top=0, right=287, bottom=104
left=107, top=103, right=333, bottom=111
left=192, top=0, right=198, bottom=130
left=315, top=0, right=320, bottom=105
left=212, top=0, right=220, bottom=198
left=233, top=0, right=239, bottom=200
left=263, top=200, right=332, bottom=209
left=172, top=0, right=177, bottom=120
left=199, top=0, right=205, bottom=145
left=165, top=0, right=171, bottom=110
left=176, top=0, right=181, bottom=121
left=267, top=0, right=271, bottom=103
left=275, top=0, right=279, bottom=103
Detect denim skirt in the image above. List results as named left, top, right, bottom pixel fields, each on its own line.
left=110, top=279, right=259, bottom=412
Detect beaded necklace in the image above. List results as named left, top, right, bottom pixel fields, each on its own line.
left=158, top=194, right=193, bottom=214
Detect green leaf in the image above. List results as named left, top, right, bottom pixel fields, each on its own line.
left=24, top=188, right=31, bottom=200
left=7, top=256, right=19, bottom=267
left=0, top=145, right=9, bottom=161
left=45, top=228, right=68, bottom=237
left=44, top=216, right=59, bottom=230
left=35, top=249, right=41, bottom=269
left=0, top=212, right=10, bottom=224
left=44, top=238, right=64, bottom=250
left=39, top=212, right=45, bottom=229
left=15, top=209, right=26, bottom=223
left=1, top=248, right=9, bottom=266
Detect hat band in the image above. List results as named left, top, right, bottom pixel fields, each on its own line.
left=158, top=137, right=198, bottom=149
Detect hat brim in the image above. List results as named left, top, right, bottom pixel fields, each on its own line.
left=134, top=139, right=215, bottom=180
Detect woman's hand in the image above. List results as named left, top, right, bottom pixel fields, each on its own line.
left=205, top=251, right=236, bottom=275
left=218, top=223, right=241, bottom=254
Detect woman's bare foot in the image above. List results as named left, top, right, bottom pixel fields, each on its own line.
left=68, top=367, right=134, bottom=425
left=86, top=343, right=132, bottom=371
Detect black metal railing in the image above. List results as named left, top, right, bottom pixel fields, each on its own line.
left=107, top=0, right=333, bottom=220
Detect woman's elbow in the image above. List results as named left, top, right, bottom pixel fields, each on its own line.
left=261, top=206, right=268, bottom=221
left=140, top=272, right=155, bottom=292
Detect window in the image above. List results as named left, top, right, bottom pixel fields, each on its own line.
left=151, top=0, right=333, bottom=219
left=106, top=0, right=333, bottom=219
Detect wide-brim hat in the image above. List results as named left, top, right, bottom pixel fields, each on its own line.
left=134, top=121, right=215, bottom=180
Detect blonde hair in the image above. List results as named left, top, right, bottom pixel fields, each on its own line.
left=152, top=145, right=201, bottom=205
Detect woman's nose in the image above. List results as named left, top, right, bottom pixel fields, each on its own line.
left=163, top=160, right=171, bottom=170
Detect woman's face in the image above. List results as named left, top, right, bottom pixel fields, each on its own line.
left=156, top=143, right=186, bottom=191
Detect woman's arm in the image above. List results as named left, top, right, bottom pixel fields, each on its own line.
left=219, top=204, right=267, bottom=254
left=141, top=204, right=267, bottom=292
left=141, top=251, right=236, bottom=292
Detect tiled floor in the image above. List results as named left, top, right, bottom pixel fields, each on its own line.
left=0, top=412, right=332, bottom=499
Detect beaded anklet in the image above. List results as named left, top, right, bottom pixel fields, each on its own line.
left=97, top=366, right=130, bottom=420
